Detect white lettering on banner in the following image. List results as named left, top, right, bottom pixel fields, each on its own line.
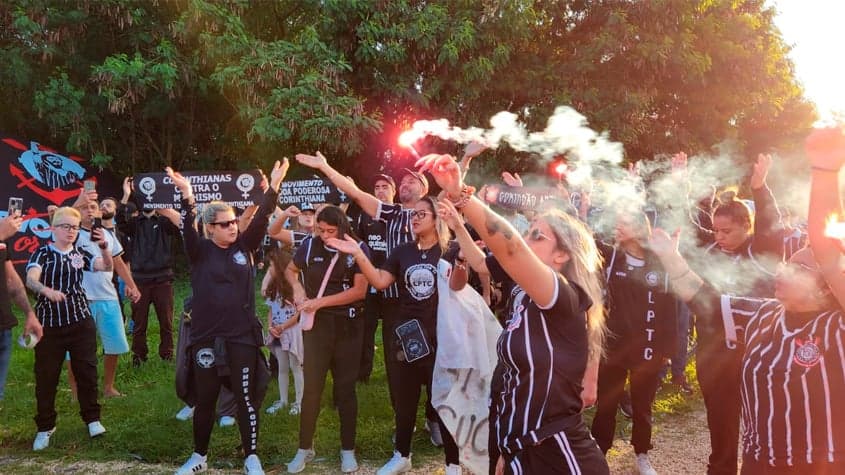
left=644, top=347, right=653, bottom=360
left=646, top=310, right=656, bottom=322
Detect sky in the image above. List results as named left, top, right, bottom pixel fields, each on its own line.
left=772, top=0, right=845, bottom=121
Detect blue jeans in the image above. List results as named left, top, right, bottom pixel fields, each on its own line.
left=0, top=329, right=13, bottom=400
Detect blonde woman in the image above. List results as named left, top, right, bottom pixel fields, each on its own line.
left=25, top=206, right=113, bottom=450
left=416, top=154, right=608, bottom=475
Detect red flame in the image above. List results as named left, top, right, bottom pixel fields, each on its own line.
left=398, top=130, right=422, bottom=148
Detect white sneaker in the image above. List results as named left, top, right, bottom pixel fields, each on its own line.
left=176, top=405, right=195, bottom=421
left=266, top=400, right=287, bottom=415
left=88, top=421, right=106, bottom=438
left=288, top=402, right=301, bottom=415
left=175, top=452, right=208, bottom=475
left=376, top=451, right=412, bottom=475
left=445, top=463, right=462, bottom=475
left=340, top=449, right=358, bottom=473
left=32, top=427, right=55, bottom=451
left=286, top=448, right=315, bottom=473
left=426, top=419, right=444, bottom=447
left=244, top=454, right=265, bottom=475
left=636, top=453, right=658, bottom=475
left=219, top=415, right=236, bottom=427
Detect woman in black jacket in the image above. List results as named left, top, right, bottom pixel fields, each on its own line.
left=169, top=160, right=286, bottom=475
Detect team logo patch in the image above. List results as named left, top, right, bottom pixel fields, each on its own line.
left=793, top=337, right=823, bottom=367
left=346, top=254, right=355, bottom=268
left=233, top=251, right=248, bottom=265
left=196, top=348, right=215, bottom=368
left=405, top=263, right=436, bottom=300
left=69, top=252, right=85, bottom=270
left=645, top=271, right=660, bottom=287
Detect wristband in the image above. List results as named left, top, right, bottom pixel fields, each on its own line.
left=448, top=185, right=476, bottom=210
left=98, top=242, right=108, bottom=250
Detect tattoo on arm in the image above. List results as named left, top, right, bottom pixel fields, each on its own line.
left=26, top=277, right=45, bottom=295
left=9, top=284, right=34, bottom=314
left=483, top=207, right=517, bottom=255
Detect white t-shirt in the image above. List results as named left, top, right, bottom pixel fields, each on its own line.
left=77, top=228, right=123, bottom=301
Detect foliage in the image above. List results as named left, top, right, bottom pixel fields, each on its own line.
left=0, top=0, right=815, bottom=180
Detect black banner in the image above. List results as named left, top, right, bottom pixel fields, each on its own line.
left=278, top=177, right=349, bottom=209
left=0, top=135, right=119, bottom=269
left=480, top=185, right=559, bottom=211
left=133, top=170, right=264, bottom=210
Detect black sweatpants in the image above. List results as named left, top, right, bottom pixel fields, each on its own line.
left=359, top=291, right=385, bottom=381
left=299, top=313, right=363, bottom=451
left=131, top=280, right=175, bottom=361
left=34, top=318, right=101, bottom=431
left=697, top=342, right=743, bottom=475
left=591, top=358, right=663, bottom=454
left=190, top=341, right=261, bottom=456
left=503, top=420, right=609, bottom=475
left=388, top=354, right=459, bottom=464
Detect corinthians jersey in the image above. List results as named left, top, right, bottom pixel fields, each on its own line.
left=717, top=295, right=845, bottom=468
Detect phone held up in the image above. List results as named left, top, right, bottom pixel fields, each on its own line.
left=8, top=197, right=23, bottom=217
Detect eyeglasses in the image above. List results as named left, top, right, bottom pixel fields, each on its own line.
left=54, top=223, right=80, bottom=232
left=524, top=228, right=553, bottom=243
left=410, top=210, right=431, bottom=219
left=210, top=219, right=238, bottom=228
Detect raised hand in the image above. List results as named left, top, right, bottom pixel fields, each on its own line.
left=165, top=167, right=192, bottom=197
left=462, top=141, right=487, bottom=160
left=283, top=205, right=301, bottom=217
left=415, top=154, right=463, bottom=197
left=325, top=235, right=361, bottom=255
left=647, top=228, right=680, bottom=257
left=437, top=198, right=465, bottom=231
left=750, top=153, right=773, bottom=189
left=269, top=158, right=289, bottom=191
left=295, top=151, right=328, bottom=171
left=805, top=126, right=845, bottom=172
left=501, top=171, right=523, bottom=187
left=0, top=214, right=23, bottom=241
left=122, top=176, right=133, bottom=199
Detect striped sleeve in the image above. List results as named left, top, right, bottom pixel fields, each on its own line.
left=720, top=295, right=769, bottom=344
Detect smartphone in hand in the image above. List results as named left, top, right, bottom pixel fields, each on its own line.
left=7, top=197, right=23, bottom=217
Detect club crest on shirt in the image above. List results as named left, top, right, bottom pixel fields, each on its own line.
left=196, top=348, right=215, bottom=368
left=793, top=337, right=822, bottom=367
left=405, top=263, right=436, bottom=300
left=645, top=271, right=660, bottom=287
left=232, top=250, right=248, bottom=266
left=346, top=254, right=355, bottom=268
left=69, top=251, right=85, bottom=270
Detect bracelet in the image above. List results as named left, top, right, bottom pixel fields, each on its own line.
left=811, top=165, right=840, bottom=173
left=670, top=267, right=691, bottom=280
left=447, top=185, right=476, bottom=210
left=98, top=242, right=108, bottom=250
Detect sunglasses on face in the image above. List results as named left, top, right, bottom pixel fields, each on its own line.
left=54, top=223, right=80, bottom=232
left=210, top=219, right=238, bottom=228
left=411, top=210, right=431, bottom=219
left=524, top=228, right=553, bottom=242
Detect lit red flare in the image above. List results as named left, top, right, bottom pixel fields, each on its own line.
left=825, top=215, right=845, bottom=251
left=398, top=130, right=422, bottom=159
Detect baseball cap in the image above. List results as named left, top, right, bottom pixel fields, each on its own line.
left=401, top=168, right=429, bottom=193
left=300, top=202, right=316, bottom=213
left=373, top=173, right=396, bottom=189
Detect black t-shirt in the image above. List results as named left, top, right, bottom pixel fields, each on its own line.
left=355, top=212, right=388, bottom=267
left=293, top=236, right=368, bottom=319
left=381, top=241, right=450, bottom=340
left=0, top=244, right=15, bottom=331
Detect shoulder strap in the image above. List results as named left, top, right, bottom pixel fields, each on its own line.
left=315, top=253, right=340, bottom=299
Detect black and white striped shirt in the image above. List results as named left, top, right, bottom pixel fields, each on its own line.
left=495, top=274, right=592, bottom=457
left=375, top=202, right=415, bottom=299
left=721, top=296, right=845, bottom=468
left=27, top=244, right=95, bottom=328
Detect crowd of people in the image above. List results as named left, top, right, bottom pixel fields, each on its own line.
left=1, top=126, right=844, bottom=475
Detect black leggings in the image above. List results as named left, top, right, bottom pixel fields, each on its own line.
left=299, top=313, right=363, bottom=450
left=190, top=341, right=261, bottom=456
left=388, top=354, right=459, bottom=464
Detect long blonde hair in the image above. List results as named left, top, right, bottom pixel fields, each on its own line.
left=540, top=209, right=606, bottom=361
left=417, top=196, right=450, bottom=253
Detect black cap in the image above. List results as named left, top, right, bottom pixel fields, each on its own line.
left=373, top=173, right=396, bottom=189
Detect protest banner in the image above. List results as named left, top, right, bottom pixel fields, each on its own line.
left=0, top=135, right=119, bottom=268
left=132, top=170, right=264, bottom=210
left=278, top=177, right=348, bottom=209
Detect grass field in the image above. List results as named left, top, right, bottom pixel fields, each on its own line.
left=0, top=275, right=702, bottom=473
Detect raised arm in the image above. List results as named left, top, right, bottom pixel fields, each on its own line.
left=295, top=152, right=382, bottom=218
left=267, top=206, right=302, bottom=244
left=325, top=236, right=396, bottom=290
left=749, top=154, right=784, bottom=259
left=438, top=198, right=490, bottom=276
left=805, top=127, right=845, bottom=306
left=166, top=166, right=200, bottom=262
left=418, top=154, right=557, bottom=307
left=91, top=228, right=113, bottom=272
left=241, top=159, right=287, bottom=252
